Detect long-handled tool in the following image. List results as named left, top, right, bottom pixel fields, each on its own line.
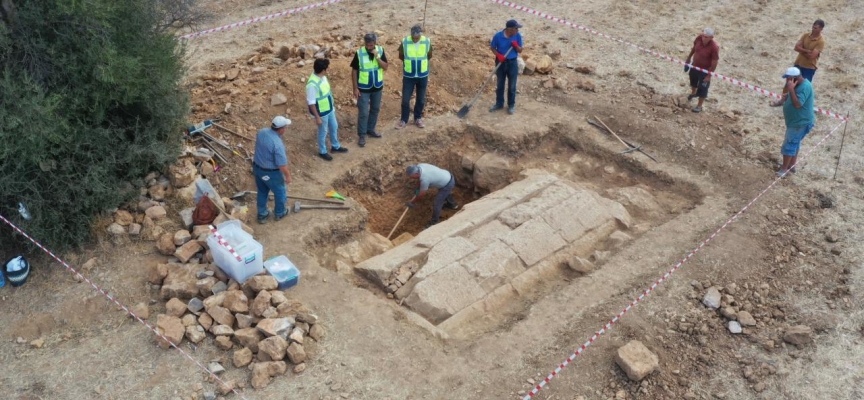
left=230, top=191, right=345, bottom=204
left=293, top=201, right=350, bottom=213
left=387, top=196, right=416, bottom=240
left=588, top=116, right=659, bottom=162
left=457, top=47, right=514, bottom=118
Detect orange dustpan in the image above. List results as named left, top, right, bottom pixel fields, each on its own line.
left=325, top=190, right=346, bottom=201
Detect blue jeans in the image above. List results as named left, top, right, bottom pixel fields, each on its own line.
left=495, top=59, right=519, bottom=107
left=316, top=111, right=341, bottom=154
left=781, top=123, right=815, bottom=156
left=795, top=65, right=816, bottom=82
left=431, top=176, right=456, bottom=224
left=357, top=90, right=382, bottom=136
left=253, top=164, right=287, bottom=219
left=401, top=77, right=428, bottom=122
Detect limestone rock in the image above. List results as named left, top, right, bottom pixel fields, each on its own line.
left=114, top=210, right=134, bottom=226
left=293, top=363, right=307, bottom=374
left=615, top=340, right=658, bottom=381
left=567, top=256, right=594, bottom=275
left=186, top=325, right=207, bottom=343
left=207, top=306, right=235, bottom=327
left=223, top=290, right=250, bottom=313
left=202, top=291, right=225, bottom=311
left=160, top=264, right=199, bottom=299
left=702, top=287, right=722, bottom=310
left=236, top=314, right=256, bottom=329
left=157, top=233, right=176, bottom=256
left=165, top=298, right=187, bottom=317
left=308, top=323, right=325, bottom=341
left=128, top=223, right=142, bottom=236
left=728, top=321, right=742, bottom=334
left=234, top=328, right=263, bottom=353
left=534, top=54, right=554, bottom=74
left=288, top=328, right=304, bottom=344
left=245, top=275, right=278, bottom=292
left=107, top=223, right=126, bottom=237
left=155, top=314, right=184, bottom=349
left=173, top=230, right=192, bottom=246
left=169, top=159, right=198, bottom=188
left=270, top=93, right=288, bottom=106
left=148, top=185, right=166, bottom=201
left=214, top=335, right=234, bottom=350
left=251, top=363, right=273, bottom=389
left=145, top=205, right=167, bottom=221
left=198, top=313, right=213, bottom=331
left=197, top=277, right=218, bottom=297
left=148, top=263, right=169, bottom=285
left=174, top=240, right=203, bottom=263
left=257, top=336, right=288, bottom=361
left=286, top=342, right=306, bottom=364
left=211, top=324, right=235, bottom=336
left=233, top=347, right=253, bottom=367
left=783, top=325, right=813, bottom=346
left=226, top=68, right=240, bottom=81
left=266, top=361, right=288, bottom=376
left=737, top=311, right=756, bottom=327
left=257, top=317, right=294, bottom=338
left=473, top=153, right=513, bottom=191
left=250, top=290, right=273, bottom=317
left=269, top=291, right=288, bottom=306
left=405, top=263, right=487, bottom=324
left=181, top=314, right=197, bottom=327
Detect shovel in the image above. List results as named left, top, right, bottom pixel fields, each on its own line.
left=457, top=47, right=514, bottom=119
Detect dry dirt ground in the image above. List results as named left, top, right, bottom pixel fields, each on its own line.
left=3, top=0, right=864, bottom=399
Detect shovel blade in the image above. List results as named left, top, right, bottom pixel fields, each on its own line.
left=456, top=105, right=471, bottom=119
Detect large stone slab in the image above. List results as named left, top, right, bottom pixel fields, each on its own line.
left=472, top=153, right=513, bottom=191
left=355, top=244, right=427, bottom=288
left=483, top=171, right=556, bottom=201
left=405, top=263, right=487, bottom=325
left=413, top=237, right=477, bottom=281
left=460, top=240, right=525, bottom=293
left=501, top=219, right=567, bottom=266
left=466, top=219, right=511, bottom=248
left=497, top=182, right=580, bottom=228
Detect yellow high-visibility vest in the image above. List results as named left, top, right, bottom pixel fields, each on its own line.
left=402, top=36, right=430, bottom=78
left=357, top=46, right=384, bottom=90
left=306, top=74, right=333, bottom=116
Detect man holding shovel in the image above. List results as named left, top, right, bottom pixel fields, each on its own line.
left=489, top=19, right=524, bottom=115
left=405, top=164, right=459, bottom=229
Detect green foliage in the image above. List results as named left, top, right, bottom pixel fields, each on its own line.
left=0, top=0, right=189, bottom=251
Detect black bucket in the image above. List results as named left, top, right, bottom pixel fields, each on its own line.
left=4, top=255, right=30, bottom=287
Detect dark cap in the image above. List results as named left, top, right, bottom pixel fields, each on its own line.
left=506, top=19, right=523, bottom=29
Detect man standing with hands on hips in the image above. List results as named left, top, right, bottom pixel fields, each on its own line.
left=253, top=116, right=292, bottom=224
left=489, top=19, right=524, bottom=115
left=351, top=33, right=389, bottom=148
left=775, top=67, right=815, bottom=177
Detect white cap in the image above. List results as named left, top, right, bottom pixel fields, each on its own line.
left=272, top=116, right=291, bottom=129
left=703, top=27, right=715, bottom=36
left=782, top=67, right=801, bottom=78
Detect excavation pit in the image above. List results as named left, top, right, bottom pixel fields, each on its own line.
left=328, top=124, right=701, bottom=338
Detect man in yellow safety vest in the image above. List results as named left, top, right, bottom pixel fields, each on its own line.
left=397, top=24, right=432, bottom=129
left=306, top=58, right=348, bottom=161
left=351, top=33, right=389, bottom=148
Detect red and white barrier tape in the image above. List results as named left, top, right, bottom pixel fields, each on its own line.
left=486, top=0, right=850, bottom=122
left=210, top=225, right=243, bottom=262
left=181, top=0, right=344, bottom=40
left=520, top=119, right=845, bottom=400
left=0, top=214, right=249, bottom=400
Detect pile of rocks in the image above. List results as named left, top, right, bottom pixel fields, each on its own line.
left=382, top=260, right=419, bottom=297
left=145, top=272, right=323, bottom=390
left=696, top=281, right=812, bottom=346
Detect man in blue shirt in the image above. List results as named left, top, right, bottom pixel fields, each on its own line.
left=253, top=116, right=293, bottom=223
left=776, top=67, right=815, bottom=177
left=489, top=19, right=524, bottom=115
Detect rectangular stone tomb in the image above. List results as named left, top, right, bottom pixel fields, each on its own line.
left=355, top=173, right=632, bottom=332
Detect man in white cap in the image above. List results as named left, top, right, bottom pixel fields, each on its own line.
left=775, top=67, right=815, bottom=177
left=684, top=28, right=719, bottom=113
left=405, top=163, right=459, bottom=228
left=397, top=24, right=432, bottom=129
left=253, top=116, right=293, bottom=223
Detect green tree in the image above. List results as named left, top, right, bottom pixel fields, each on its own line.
left=0, top=0, right=189, bottom=251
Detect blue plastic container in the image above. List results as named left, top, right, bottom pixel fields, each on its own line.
left=263, top=255, right=300, bottom=290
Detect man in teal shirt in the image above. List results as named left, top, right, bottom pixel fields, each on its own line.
left=777, top=67, right=815, bottom=177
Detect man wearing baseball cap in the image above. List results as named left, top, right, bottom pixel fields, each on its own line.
left=776, top=67, right=815, bottom=177
left=489, top=19, right=524, bottom=115
left=252, top=116, right=293, bottom=223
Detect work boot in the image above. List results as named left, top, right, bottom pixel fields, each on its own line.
left=444, top=202, right=460, bottom=210
left=489, top=104, right=504, bottom=112
left=275, top=210, right=289, bottom=221
left=358, top=135, right=366, bottom=147
left=257, top=210, right=271, bottom=225
left=368, top=131, right=382, bottom=138
left=331, top=146, right=348, bottom=153
left=318, top=153, right=333, bottom=161
left=507, top=105, right=515, bottom=115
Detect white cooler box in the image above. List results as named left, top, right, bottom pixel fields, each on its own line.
left=207, top=220, right=263, bottom=283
